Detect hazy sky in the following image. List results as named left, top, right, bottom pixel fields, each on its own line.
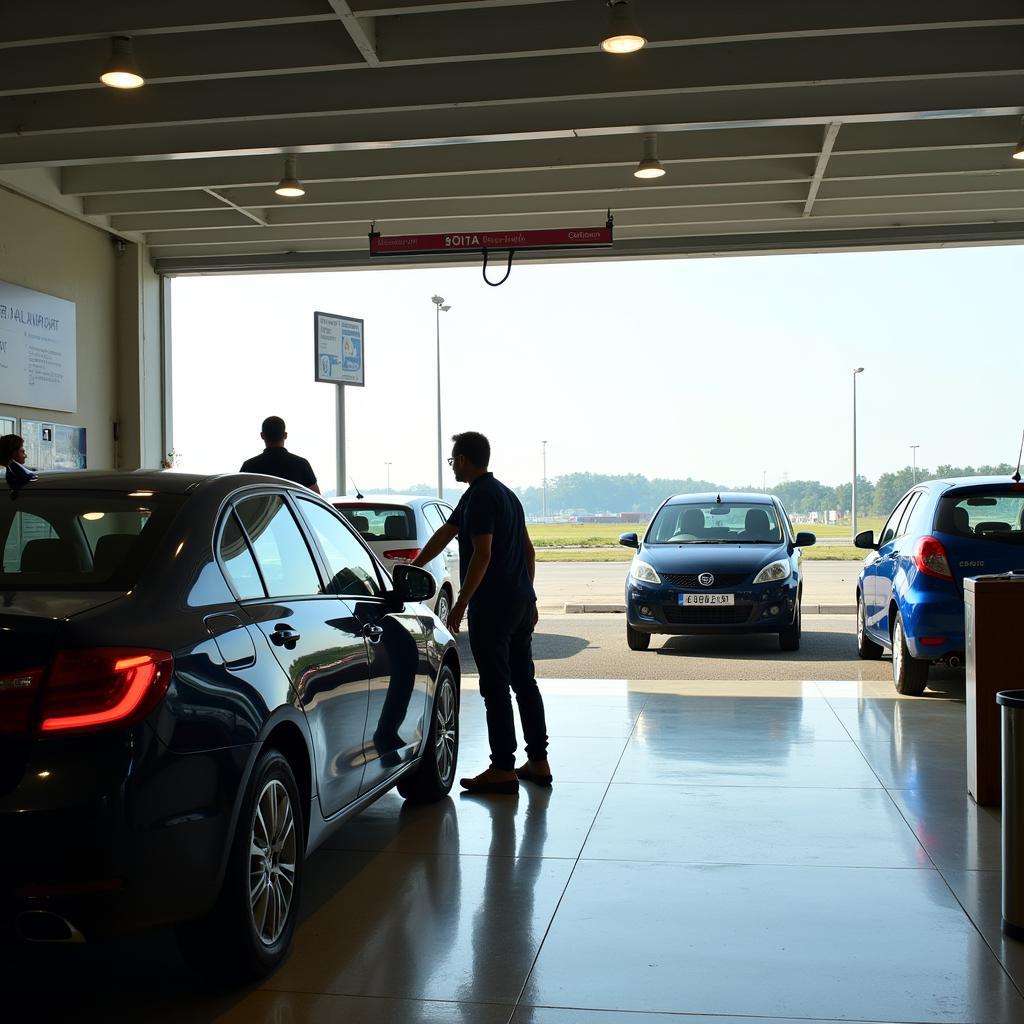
left=171, top=245, right=1023, bottom=496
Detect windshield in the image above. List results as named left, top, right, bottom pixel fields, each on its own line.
left=335, top=504, right=416, bottom=542
left=647, top=502, right=784, bottom=545
left=0, top=491, right=182, bottom=589
left=936, top=491, right=1024, bottom=545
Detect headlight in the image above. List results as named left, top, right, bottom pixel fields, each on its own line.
left=630, top=558, right=662, bottom=584
left=753, top=559, right=792, bottom=585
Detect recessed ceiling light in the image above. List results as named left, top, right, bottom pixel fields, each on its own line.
left=634, top=133, right=666, bottom=179
left=100, top=36, right=145, bottom=89
left=601, top=1, right=646, bottom=54
left=275, top=156, right=306, bottom=198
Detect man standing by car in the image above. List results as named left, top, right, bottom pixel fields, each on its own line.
left=240, top=416, right=320, bottom=492
left=413, top=431, right=551, bottom=795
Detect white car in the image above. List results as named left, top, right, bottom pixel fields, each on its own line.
left=333, top=495, right=461, bottom=622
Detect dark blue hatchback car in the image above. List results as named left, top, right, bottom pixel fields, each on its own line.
left=855, top=476, right=1024, bottom=695
left=620, top=493, right=816, bottom=652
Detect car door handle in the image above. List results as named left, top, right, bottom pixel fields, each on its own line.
left=363, top=623, right=384, bottom=643
left=270, top=624, right=301, bottom=647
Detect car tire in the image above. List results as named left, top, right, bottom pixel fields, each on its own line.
left=779, top=600, right=801, bottom=652
left=856, top=593, right=884, bottom=660
left=398, top=664, right=458, bottom=804
left=626, top=624, right=651, bottom=651
left=175, top=749, right=303, bottom=981
left=435, top=585, right=452, bottom=626
left=892, top=612, right=928, bottom=696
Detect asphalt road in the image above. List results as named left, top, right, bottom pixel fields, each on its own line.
left=534, top=560, right=861, bottom=612
left=454, top=612, right=963, bottom=688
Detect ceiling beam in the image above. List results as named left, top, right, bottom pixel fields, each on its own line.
left=327, top=0, right=380, bottom=67
left=803, top=122, right=842, bottom=216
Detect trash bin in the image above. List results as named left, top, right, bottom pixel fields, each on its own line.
left=997, top=689, right=1024, bottom=939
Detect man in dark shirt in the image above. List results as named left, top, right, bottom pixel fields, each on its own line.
left=239, top=416, right=319, bottom=492
left=414, top=431, right=550, bottom=795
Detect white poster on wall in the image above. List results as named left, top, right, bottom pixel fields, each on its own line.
left=0, top=280, right=77, bottom=413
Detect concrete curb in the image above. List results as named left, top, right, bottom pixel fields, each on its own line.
left=562, top=602, right=856, bottom=615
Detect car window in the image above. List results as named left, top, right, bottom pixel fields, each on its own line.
left=297, top=498, right=382, bottom=598
left=0, top=492, right=179, bottom=589
left=936, top=491, right=1024, bottom=544
left=647, top=502, right=783, bottom=544
left=335, top=504, right=416, bottom=542
left=219, top=511, right=265, bottom=600
left=235, top=494, right=321, bottom=598
left=422, top=503, right=445, bottom=534
left=437, top=503, right=454, bottom=522
left=895, top=492, right=922, bottom=539
left=879, top=495, right=912, bottom=547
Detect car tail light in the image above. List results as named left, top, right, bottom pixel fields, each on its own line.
left=919, top=637, right=946, bottom=646
left=913, top=536, right=953, bottom=581
left=0, top=667, right=44, bottom=734
left=383, top=548, right=421, bottom=562
left=39, top=648, right=174, bottom=734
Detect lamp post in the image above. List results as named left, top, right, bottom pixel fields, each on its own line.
left=852, top=367, right=864, bottom=539
left=910, top=445, right=920, bottom=485
left=385, top=461, right=392, bottom=495
left=542, top=440, right=548, bottom=520
left=431, top=295, right=452, bottom=499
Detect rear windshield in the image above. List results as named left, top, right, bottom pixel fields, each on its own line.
left=936, top=491, right=1024, bottom=544
left=336, top=504, right=415, bottom=542
left=0, top=491, right=182, bottom=588
left=647, top=502, right=784, bottom=544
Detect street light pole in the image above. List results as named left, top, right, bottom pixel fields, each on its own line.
left=431, top=295, right=451, bottom=500
left=385, top=461, right=392, bottom=495
left=542, top=440, right=548, bottom=519
left=910, top=445, right=920, bottom=485
left=852, top=367, right=864, bottom=539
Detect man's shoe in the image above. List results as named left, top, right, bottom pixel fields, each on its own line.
left=515, top=762, right=553, bottom=787
left=459, top=769, right=520, bottom=795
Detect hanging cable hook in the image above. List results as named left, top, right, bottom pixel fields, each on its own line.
left=482, top=248, right=515, bottom=287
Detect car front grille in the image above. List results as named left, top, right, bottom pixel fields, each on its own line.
left=662, top=572, right=748, bottom=588
left=663, top=604, right=752, bottom=625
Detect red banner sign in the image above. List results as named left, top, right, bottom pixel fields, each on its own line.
left=369, top=226, right=613, bottom=257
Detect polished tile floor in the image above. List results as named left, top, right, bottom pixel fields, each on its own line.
left=9, top=677, right=1024, bottom=1024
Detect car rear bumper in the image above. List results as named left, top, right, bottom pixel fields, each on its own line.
left=898, top=589, right=965, bottom=660
left=626, top=579, right=799, bottom=635
left=0, top=728, right=246, bottom=940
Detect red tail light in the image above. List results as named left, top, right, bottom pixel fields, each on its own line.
left=0, top=667, right=44, bottom=734
left=913, top=536, right=953, bottom=581
left=39, top=648, right=174, bottom=734
left=383, top=548, right=421, bottom=562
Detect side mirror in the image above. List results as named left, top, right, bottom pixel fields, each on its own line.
left=618, top=532, right=639, bottom=549
left=392, top=564, right=436, bottom=604
left=854, top=530, right=877, bottom=550
left=794, top=531, right=816, bottom=548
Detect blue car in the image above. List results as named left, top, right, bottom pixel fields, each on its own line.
left=855, top=476, right=1024, bottom=695
left=620, top=493, right=816, bottom=652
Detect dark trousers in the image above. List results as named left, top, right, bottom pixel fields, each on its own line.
left=468, top=598, right=548, bottom=771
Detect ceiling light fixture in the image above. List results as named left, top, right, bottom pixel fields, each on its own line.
left=601, top=0, right=646, bottom=54
left=634, top=134, right=666, bottom=179
left=1013, top=119, right=1024, bottom=161
left=275, top=156, right=305, bottom=197
left=100, top=36, right=145, bottom=89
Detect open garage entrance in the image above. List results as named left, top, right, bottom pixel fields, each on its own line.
left=3, top=4, right=1024, bottom=1022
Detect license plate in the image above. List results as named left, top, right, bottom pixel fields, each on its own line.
left=681, top=593, right=735, bottom=606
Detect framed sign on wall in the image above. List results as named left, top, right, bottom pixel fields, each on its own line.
left=0, top=280, right=77, bottom=413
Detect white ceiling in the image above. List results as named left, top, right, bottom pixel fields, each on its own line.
left=4, top=0, right=1024, bottom=273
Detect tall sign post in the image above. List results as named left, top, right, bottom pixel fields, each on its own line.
left=314, top=311, right=365, bottom=497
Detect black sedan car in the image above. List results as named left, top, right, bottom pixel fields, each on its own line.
left=620, top=493, right=815, bottom=652
left=0, top=471, right=460, bottom=978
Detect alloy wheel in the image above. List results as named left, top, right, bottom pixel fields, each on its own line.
left=857, top=599, right=865, bottom=647
left=437, top=591, right=450, bottom=624
left=434, top=679, right=457, bottom=785
left=248, top=779, right=297, bottom=947
left=893, top=620, right=904, bottom=677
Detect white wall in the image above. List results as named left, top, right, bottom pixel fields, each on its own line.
left=0, top=186, right=162, bottom=469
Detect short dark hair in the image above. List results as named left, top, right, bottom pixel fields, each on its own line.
left=0, top=434, right=24, bottom=463
left=451, top=431, right=490, bottom=469
left=261, top=416, right=286, bottom=443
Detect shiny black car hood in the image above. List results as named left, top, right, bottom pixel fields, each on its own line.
left=640, top=542, right=788, bottom=576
